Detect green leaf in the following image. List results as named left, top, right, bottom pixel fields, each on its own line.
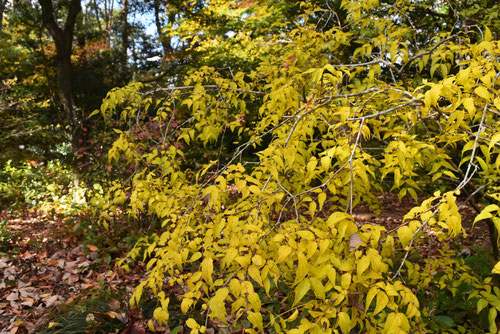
left=171, top=326, right=181, bottom=334
left=477, top=298, right=489, bottom=313
left=433, top=315, right=456, bottom=329
left=489, top=308, right=498, bottom=333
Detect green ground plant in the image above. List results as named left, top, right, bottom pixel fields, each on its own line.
left=0, top=160, right=86, bottom=213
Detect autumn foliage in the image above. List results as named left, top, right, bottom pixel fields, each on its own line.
left=91, top=1, right=500, bottom=333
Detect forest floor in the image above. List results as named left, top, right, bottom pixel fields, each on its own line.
left=0, top=194, right=490, bottom=333
left=0, top=211, right=147, bottom=334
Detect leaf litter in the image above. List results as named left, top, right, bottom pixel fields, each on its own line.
left=0, top=210, right=145, bottom=334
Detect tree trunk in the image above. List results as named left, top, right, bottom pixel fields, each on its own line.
left=153, top=0, right=173, bottom=59
left=121, top=0, right=129, bottom=77
left=39, top=0, right=83, bottom=151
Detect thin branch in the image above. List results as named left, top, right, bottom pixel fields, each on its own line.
left=348, top=98, right=421, bottom=121
left=457, top=104, right=488, bottom=191
left=149, top=85, right=265, bottom=95
left=348, top=119, right=365, bottom=215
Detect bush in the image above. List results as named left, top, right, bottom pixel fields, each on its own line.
left=93, top=2, right=500, bottom=333
left=0, top=160, right=86, bottom=213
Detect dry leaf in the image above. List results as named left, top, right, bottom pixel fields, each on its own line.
left=87, top=245, right=99, bottom=252
left=6, top=292, right=19, bottom=301
left=44, top=295, right=62, bottom=307
left=108, top=297, right=121, bottom=310
left=349, top=233, right=363, bottom=251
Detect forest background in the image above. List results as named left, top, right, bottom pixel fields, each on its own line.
left=1, top=0, right=500, bottom=333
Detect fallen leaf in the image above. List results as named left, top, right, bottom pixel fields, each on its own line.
left=121, top=325, right=146, bottom=334
left=87, top=245, right=99, bottom=252
left=21, top=297, right=35, bottom=307
left=6, top=292, right=19, bottom=302
left=108, top=297, right=121, bottom=310
left=106, top=311, right=118, bottom=318
left=44, top=295, right=62, bottom=307
left=349, top=233, right=363, bottom=251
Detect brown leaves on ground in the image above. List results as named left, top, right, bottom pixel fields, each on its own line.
left=0, top=210, right=144, bottom=334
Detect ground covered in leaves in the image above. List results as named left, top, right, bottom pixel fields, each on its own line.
left=0, top=194, right=491, bottom=333
left=0, top=211, right=147, bottom=334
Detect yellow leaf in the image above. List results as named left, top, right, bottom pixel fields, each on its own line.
left=374, top=292, right=389, bottom=315
left=341, top=273, right=351, bottom=290
left=181, top=298, right=193, bottom=314
left=229, top=279, right=241, bottom=297
left=247, top=312, right=263, bottom=332
left=485, top=26, right=492, bottom=41
left=489, top=308, right=497, bottom=333
left=397, top=226, right=412, bottom=248
left=186, top=318, right=200, bottom=329
left=247, top=292, right=261, bottom=312
left=494, top=97, right=500, bottom=111
left=248, top=265, right=263, bottom=286
left=383, top=313, right=401, bottom=333
left=293, top=278, right=311, bottom=306
left=477, top=298, right=489, bottom=312
left=318, top=192, right=327, bottom=210
left=208, top=288, right=229, bottom=322
left=357, top=256, right=370, bottom=276
left=492, top=262, right=500, bottom=274
left=297, top=230, right=314, bottom=241
left=489, top=132, right=500, bottom=150
left=326, top=265, right=336, bottom=285
left=201, top=257, right=214, bottom=285
left=366, top=287, right=378, bottom=310
left=463, top=97, right=475, bottom=119
left=224, top=248, right=238, bottom=267
left=251, top=254, right=265, bottom=267
left=337, top=312, right=352, bottom=334
left=474, top=211, right=494, bottom=224
left=235, top=256, right=251, bottom=268
left=277, top=245, right=292, bottom=263
left=475, top=86, right=491, bottom=101
left=248, top=185, right=261, bottom=194
left=429, top=84, right=441, bottom=104
left=296, top=252, right=309, bottom=283
left=320, top=156, right=331, bottom=171
left=285, top=309, right=299, bottom=322
left=309, top=277, right=326, bottom=300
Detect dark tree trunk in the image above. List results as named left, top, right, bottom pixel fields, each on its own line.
left=121, top=0, right=129, bottom=77
left=153, top=0, right=173, bottom=59
left=39, top=0, right=84, bottom=150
